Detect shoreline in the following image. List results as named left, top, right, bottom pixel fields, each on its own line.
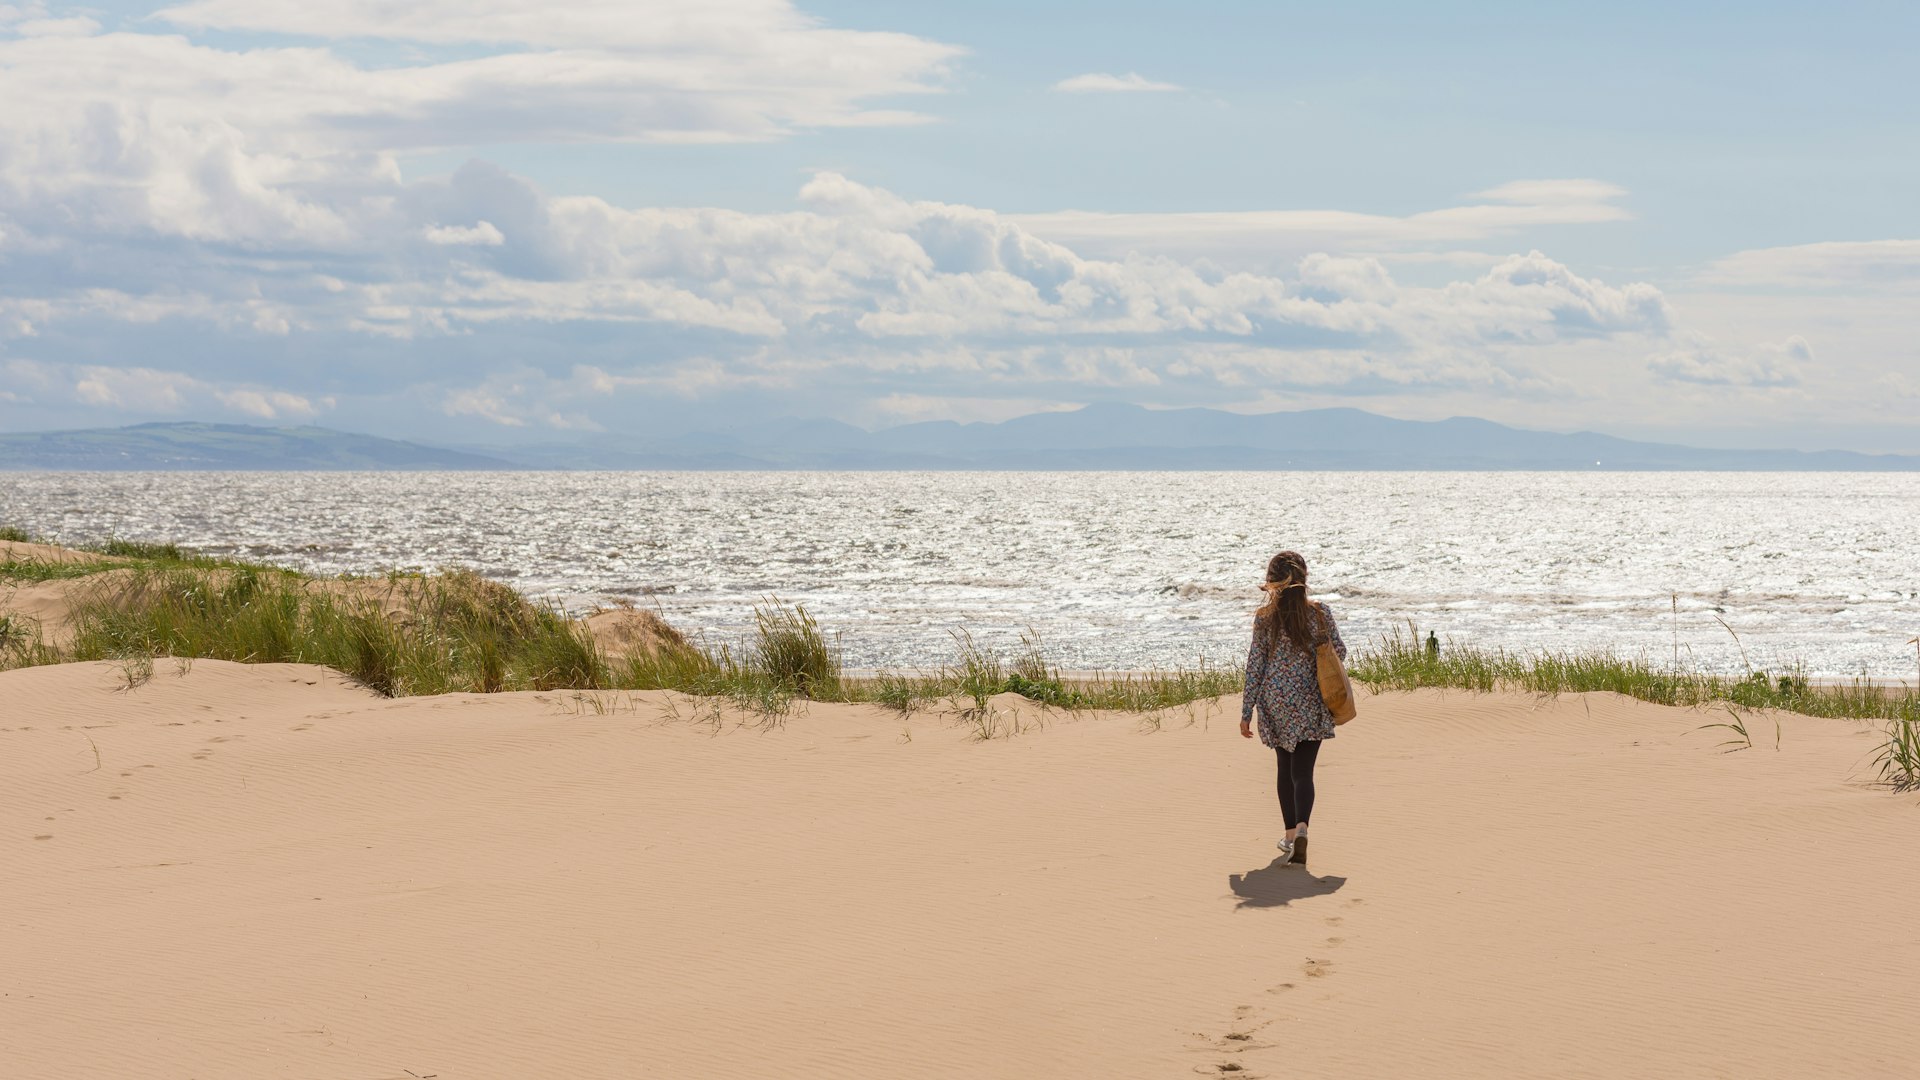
left=5, top=534, right=1918, bottom=721
left=8, top=468, right=1920, bottom=677
left=839, top=667, right=1920, bottom=691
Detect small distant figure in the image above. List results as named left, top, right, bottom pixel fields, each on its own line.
left=1426, top=630, right=1440, bottom=660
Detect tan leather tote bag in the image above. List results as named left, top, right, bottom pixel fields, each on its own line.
left=1313, top=606, right=1358, bottom=725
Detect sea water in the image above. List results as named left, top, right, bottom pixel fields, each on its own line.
left=4, top=471, right=1918, bottom=678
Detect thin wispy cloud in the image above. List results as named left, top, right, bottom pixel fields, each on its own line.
left=1053, top=71, right=1182, bottom=93
left=1006, top=180, right=1633, bottom=262
left=1700, top=239, right=1920, bottom=289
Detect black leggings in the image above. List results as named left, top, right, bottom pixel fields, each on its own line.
left=1275, top=739, right=1322, bottom=829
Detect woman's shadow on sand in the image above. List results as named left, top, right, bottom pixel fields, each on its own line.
left=1229, top=858, right=1346, bottom=909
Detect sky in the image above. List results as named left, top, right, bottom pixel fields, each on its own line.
left=0, top=0, right=1916, bottom=451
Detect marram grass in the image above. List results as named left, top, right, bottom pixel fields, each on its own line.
left=1348, top=624, right=1920, bottom=723
left=1351, top=624, right=1920, bottom=785
left=61, top=565, right=609, bottom=696
left=6, top=526, right=1920, bottom=775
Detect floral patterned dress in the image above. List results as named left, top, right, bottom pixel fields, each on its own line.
left=1241, top=604, right=1347, bottom=752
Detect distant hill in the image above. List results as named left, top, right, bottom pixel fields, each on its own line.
left=0, top=422, right=515, bottom=471
left=491, top=403, right=1920, bottom=471
left=4, top=410, right=1917, bottom=470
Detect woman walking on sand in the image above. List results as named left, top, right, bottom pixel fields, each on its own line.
left=1240, top=550, right=1346, bottom=868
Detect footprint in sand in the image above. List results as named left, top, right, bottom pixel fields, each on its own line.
left=1325, top=936, right=1345, bottom=946
left=1303, top=957, right=1333, bottom=978
left=1324, top=915, right=1343, bottom=926
left=1268, top=982, right=1295, bottom=993
left=33, top=834, right=53, bottom=840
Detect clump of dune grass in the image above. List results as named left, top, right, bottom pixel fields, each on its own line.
left=907, top=628, right=1241, bottom=719
left=60, top=565, right=610, bottom=697
left=1074, top=665, right=1243, bottom=712
left=0, top=530, right=291, bottom=585
left=98, top=538, right=187, bottom=561
left=1872, top=717, right=1920, bottom=791
left=0, top=612, right=30, bottom=648
left=871, top=670, right=939, bottom=715
left=947, top=628, right=1006, bottom=715
left=513, top=610, right=607, bottom=691
left=1000, top=628, right=1092, bottom=709
left=0, top=558, right=138, bottom=583
left=1350, top=624, right=1920, bottom=761
left=0, top=611, right=60, bottom=671
left=605, top=621, right=801, bottom=724
left=610, top=633, right=725, bottom=691
left=752, top=597, right=840, bottom=699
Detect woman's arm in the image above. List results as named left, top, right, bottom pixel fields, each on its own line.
left=1241, top=627, right=1267, bottom=730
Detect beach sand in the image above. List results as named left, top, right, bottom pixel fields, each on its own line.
left=3, top=659, right=1915, bottom=1079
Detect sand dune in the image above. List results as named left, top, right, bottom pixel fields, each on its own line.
left=0, top=539, right=125, bottom=565
left=0, top=541, right=681, bottom=656
left=4, top=660, right=1915, bottom=1079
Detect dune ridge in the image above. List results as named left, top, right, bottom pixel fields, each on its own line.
left=4, top=659, right=1915, bottom=1079
left=1, top=539, right=683, bottom=660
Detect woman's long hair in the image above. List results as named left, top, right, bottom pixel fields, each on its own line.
left=1255, top=550, right=1318, bottom=651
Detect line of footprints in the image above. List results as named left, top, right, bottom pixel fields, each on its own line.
left=1193, top=895, right=1366, bottom=1077
left=31, top=721, right=242, bottom=842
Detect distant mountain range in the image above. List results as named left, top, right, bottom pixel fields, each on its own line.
left=2, top=407, right=1917, bottom=470
left=481, top=403, right=1920, bottom=470
left=0, top=422, right=513, bottom=470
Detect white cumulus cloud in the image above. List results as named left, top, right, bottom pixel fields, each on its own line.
left=0, top=4, right=1869, bottom=442
left=0, top=1, right=961, bottom=250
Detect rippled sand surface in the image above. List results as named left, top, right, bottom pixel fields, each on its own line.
left=4, top=470, right=1917, bottom=675
left=5, top=660, right=1916, bottom=1078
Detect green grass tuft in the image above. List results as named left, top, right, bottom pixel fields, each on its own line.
left=0, top=559, right=131, bottom=583
left=752, top=598, right=840, bottom=699
left=98, top=538, right=187, bottom=561
left=1351, top=623, right=1920, bottom=772
left=59, top=566, right=616, bottom=697
left=1873, top=718, right=1920, bottom=791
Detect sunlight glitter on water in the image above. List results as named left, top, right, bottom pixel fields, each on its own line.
left=4, top=470, right=1918, bottom=677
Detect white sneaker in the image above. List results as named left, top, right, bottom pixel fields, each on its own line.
left=1276, top=836, right=1294, bottom=861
